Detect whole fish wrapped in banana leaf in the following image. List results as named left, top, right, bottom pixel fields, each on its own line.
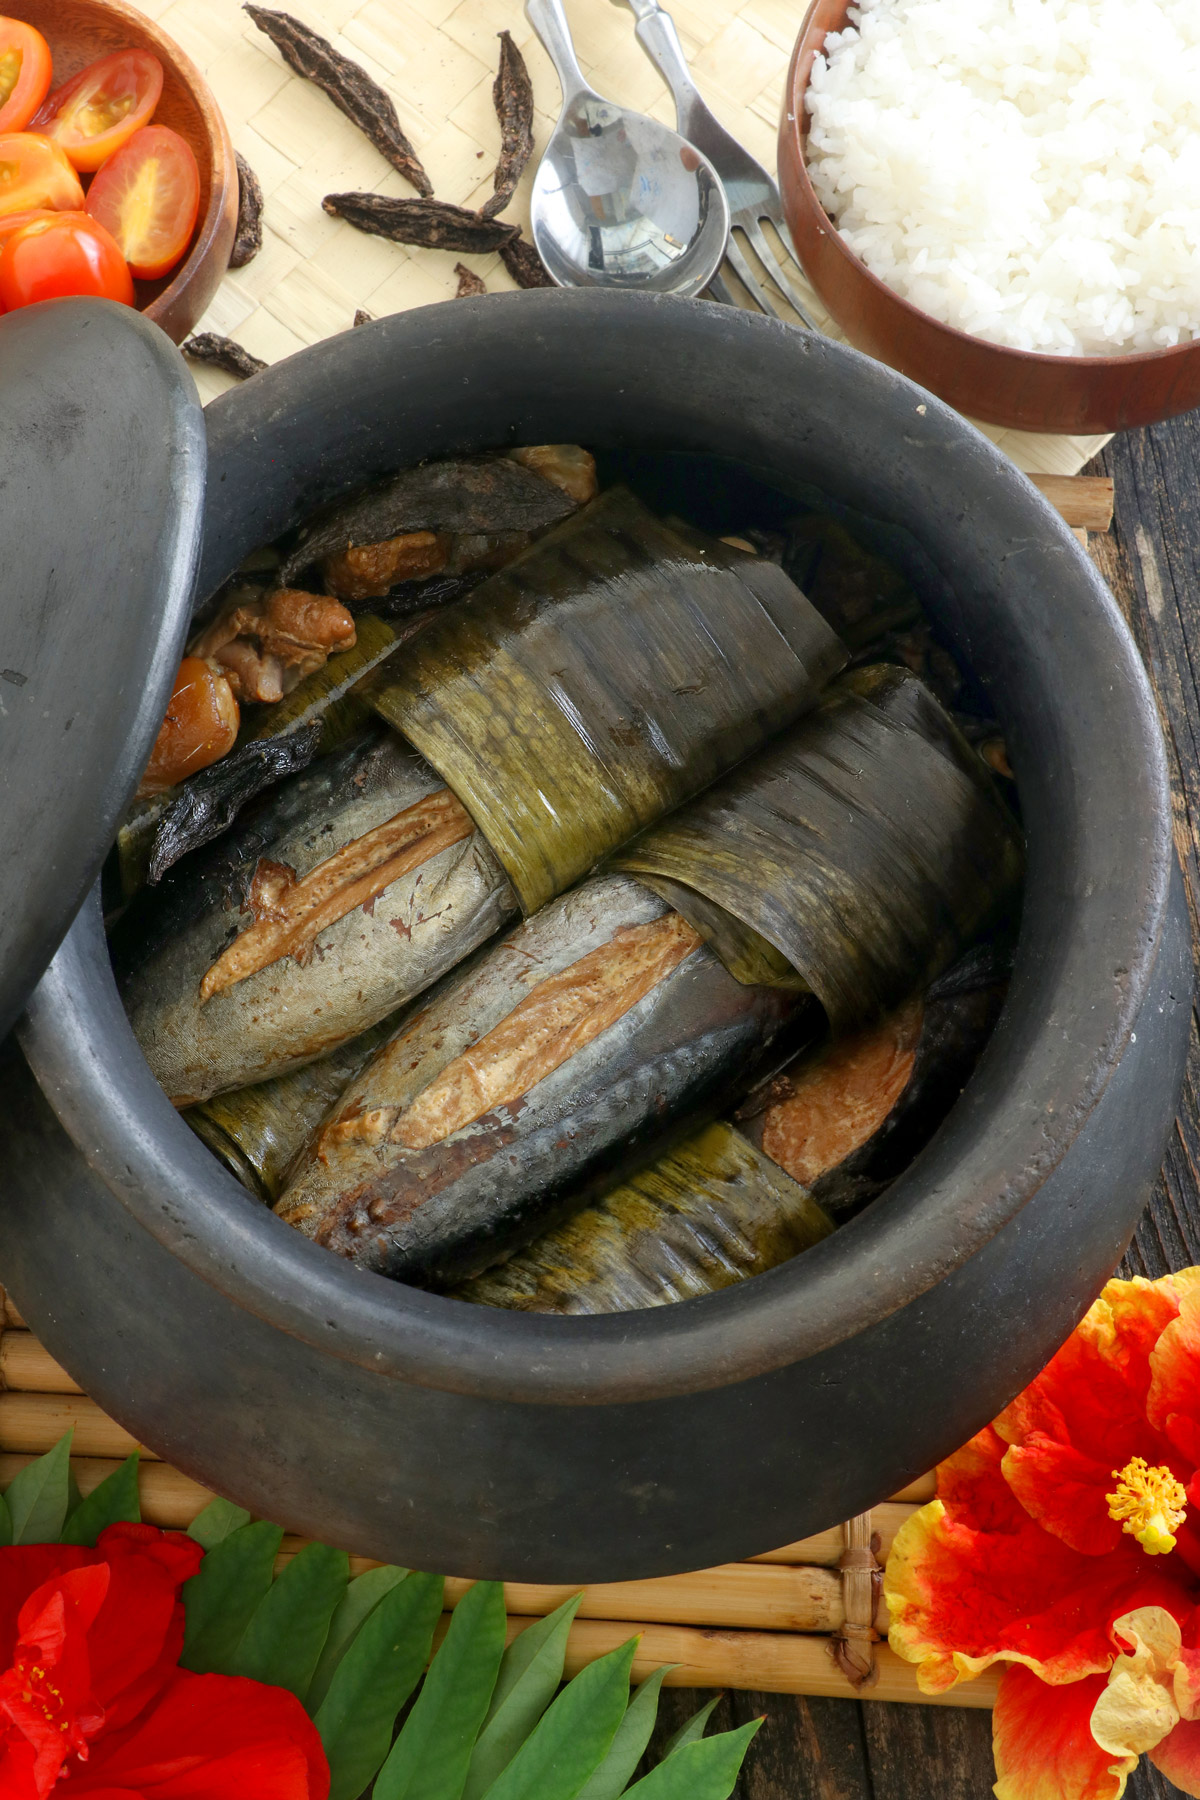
left=116, top=728, right=518, bottom=1105
left=184, top=1010, right=403, bottom=1202
left=456, top=956, right=1006, bottom=1315
left=365, top=487, right=848, bottom=914
left=275, top=875, right=803, bottom=1286
left=614, top=665, right=1023, bottom=1025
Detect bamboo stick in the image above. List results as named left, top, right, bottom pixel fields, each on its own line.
left=426, top=1614, right=999, bottom=1708
left=0, top=1334, right=80, bottom=1394
left=0, top=1393, right=151, bottom=1459
left=751, top=1502, right=916, bottom=1568
left=1029, top=473, right=1114, bottom=531
left=0, top=1454, right=211, bottom=1524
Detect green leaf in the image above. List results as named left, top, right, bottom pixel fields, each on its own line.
left=306, top=1564, right=408, bottom=1712
left=180, top=1520, right=283, bottom=1674
left=187, top=1496, right=252, bottom=1549
left=66, top=1471, right=84, bottom=1517
left=231, top=1541, right=349, bottom=1698
left=60, top=1455, right=141, bottom=1546
left=576, top=1667, right=674, bottom=1800
left=463, top=1595, right=584, bottom=1800
left=480, top=1636, right=638, bottom=1800
left=315, top=1568, right=444, bottom=1800
left=661, top=1695, right=722, bottom=1759
left=5, top=1431, right=73, bottom=1544
left=0, top=1489, right=13, bottom=1549
left=375, top=1579, right=506, bottom=1800
left=624, top=1720, right=763, bottom=1800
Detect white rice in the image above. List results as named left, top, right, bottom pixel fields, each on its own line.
left=804, top=0, right=1200, bottom=355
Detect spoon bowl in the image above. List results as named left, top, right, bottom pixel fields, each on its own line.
left=526, top=0, right=729, bottom=297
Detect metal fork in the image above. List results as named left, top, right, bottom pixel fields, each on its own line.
left=615, top=0, right=818, bottom=327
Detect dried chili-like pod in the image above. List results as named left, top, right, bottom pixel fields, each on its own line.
left=322, top=192, right=517, bottom=252
left=500, top=234, right=553, bottom=289
left=480, top=31, right=534, bottom=221
left=245, top=5, right=432, bottom=197
left=454, top=262, right=486, bottom=298
left=615, top=666, right=1024, bottom=1029
left=182, top=334, right=266, bottom=380
left=231, top=151, right=264, bottom=268
left=353, top=307, right=373, bottom=327
left=365, top=488, right=848, bottom=915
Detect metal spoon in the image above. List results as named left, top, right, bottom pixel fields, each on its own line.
left=524, top=0, right=730, bottom=297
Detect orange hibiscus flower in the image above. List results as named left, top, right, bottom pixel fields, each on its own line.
left=885, top=1271, right=1200, bottom=1800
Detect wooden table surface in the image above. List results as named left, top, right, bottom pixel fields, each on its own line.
left=637, top=409, right=1200, bottom=1800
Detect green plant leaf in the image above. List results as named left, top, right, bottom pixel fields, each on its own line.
left=576, top=1667, right=674, bottom=1800
left=479, top=1636, right=638, bottom=1800
left=375, top=1579, right=506, bottom=1800
left=180, top=1520, right=283, bottom=1674
left=661, top=1695, right=722, bottom=1759
left=314, top=1568, right=444, bottom=1800
left=0, top=1489, right=13, bottom=1549
left=66, top=1470, right=84, bottom=1517
left=462, top=1595, right=584, bottom=1800
left=187, top=1496, right=252, bottom=1549
left=230, top=1541, right=349, bottom=1698
left=5, top=1431, right=73, bottom=1544
left=623, top=1720, right=763, bottom=1799
left=305, top=1564, right=408, bottom=1712
left=60, top=1454, right=141, bottom=1545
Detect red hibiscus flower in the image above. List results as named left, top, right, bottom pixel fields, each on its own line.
left=0, top=1522, right=328, bottom=1800
left=884, top=1272, right=1200, bottom=1799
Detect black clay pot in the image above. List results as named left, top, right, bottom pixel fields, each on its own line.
left=0, top=291, right=1189, bottom=1581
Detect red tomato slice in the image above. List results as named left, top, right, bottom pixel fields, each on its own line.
left=0, top=205, right=52, bottom=247
left=0, top=210, right=134, bottom=309
left=0, top=19, right=52, bottom=133
left=32, top=49, right=163, bottom=173
left=0, top=132, right=85, bottom=217
left=86, top=125, right=199, bottom=281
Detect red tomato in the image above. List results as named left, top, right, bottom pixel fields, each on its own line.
left=0, top=132, right=84, bottom=217
left=32, top=49, right=163, bottom=173
left=0, top=211, right=134, bottom=309
left=0, top=19, right=52, bottom=133
left=86, top=125, right=199, bottom=281
left=0, top=205, right=52, bottom=247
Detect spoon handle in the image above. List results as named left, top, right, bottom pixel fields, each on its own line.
left=618, top=0, right=708, bottom=135
left=524, top=0, right=590, bottom=106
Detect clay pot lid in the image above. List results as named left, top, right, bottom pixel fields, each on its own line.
left=0, top=297, right=204, bottom=1036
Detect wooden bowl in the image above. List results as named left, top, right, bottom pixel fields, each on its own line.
left=778, top=0, right=1200, bottom=433
left=10, top=0, right=237, bottom=343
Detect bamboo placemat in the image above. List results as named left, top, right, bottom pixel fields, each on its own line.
left=0, top=1287, right=997, bottom=1706
left=139, top=0, right=1108, bottom=479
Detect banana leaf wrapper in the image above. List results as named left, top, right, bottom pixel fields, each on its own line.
left=365, top=488, right=848, bottom=915
left=280, top=455, right=578, bottom=584
left=116, top=727, right=518, bottom=1105
left=614, top=667, right=1023, bottom=1030
left=454, top=1121, right=834, bottom=1315
left=119, top=614, right=411, bottom=896
left=275, top=873, right=802, bottom=1286
left=184, top=1010, right=402, bottom=1202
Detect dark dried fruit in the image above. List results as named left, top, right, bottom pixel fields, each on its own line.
left=480, top=32, right=533, bottom=221
left=230, top=151, right=264, bottom=268
left=500, top=234, right=553, bottom=289
left=454, top=262, right=486, bottom=298
left=323, top=192, right=518, bottom=252
left=353, top=307, right=373, bottom=327
left=149, top=721, right=323, bottom=884
left=245, top=5, right=433, bottom=198
left=182, top=334, right=267, bottom=380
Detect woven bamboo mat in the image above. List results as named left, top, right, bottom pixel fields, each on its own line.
left=0, top=1288, right=996, bottom=1706
left=139, top=0, right=1107, bottom=478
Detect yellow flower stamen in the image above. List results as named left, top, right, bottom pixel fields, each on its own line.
left=1107, top=1457, right=1187, bottom=1555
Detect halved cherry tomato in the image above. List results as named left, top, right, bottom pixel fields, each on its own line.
left=0, top=211, right=134, bottom=309
left=0, top=19, right=52, bottom=134
left=0, top=133, right=84, bottom=218
left=32, top=49, right=163, bottom=174
left=86, top=125, right=199, bottom=281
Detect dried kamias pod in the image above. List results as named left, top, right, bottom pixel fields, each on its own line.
left=275, top=874, right=802, bottom=1285
left=280, top=455, right=577, bottom=585
left=183, top=334, right=266, bottom=380
left=185, top=1011, right=401, bottom=1202
left=116, top=728, right=518, bottom=1105
left=366, top=488, right=847, bottom=915
left=231, top=151, right=264, bottom=268
left=481, top=31, right=534, bottom=220
left=614, top=666, right=1023, bottom=1028
left=454, top=1121, right=834, bottom=1315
